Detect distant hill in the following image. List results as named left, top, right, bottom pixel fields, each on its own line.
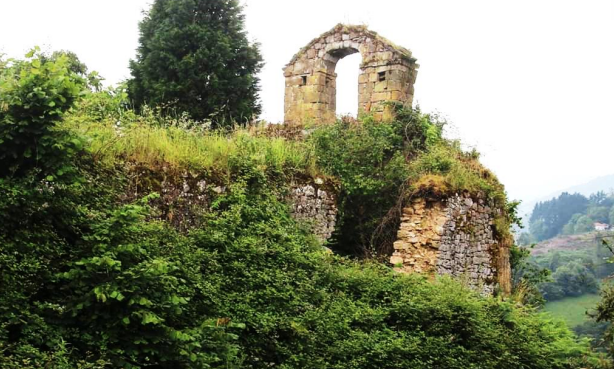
left=563, top=174, right=614, bottom=197
left=519, top=174, right=614, bottom=224
left=531, top=231, right=613, bottom=255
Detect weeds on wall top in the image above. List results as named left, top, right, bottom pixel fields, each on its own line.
left=62, top=87, right=517, bottom=257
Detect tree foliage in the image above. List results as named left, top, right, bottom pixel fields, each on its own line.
left=530, top=193, right=589, bottom=241
left=528, top=238, right=614, bottom=303
left=529, top=191, right=614, bottom=241
left=128, top=0, right=263, bottom=126
left=0, top=47, right=85, bottom=178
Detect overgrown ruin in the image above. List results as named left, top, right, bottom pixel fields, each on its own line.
left=283, top=24, right=418, bottom=124
left=281, top=24, right=511, bottom=296
left=123, top=24, right=511, bottom=296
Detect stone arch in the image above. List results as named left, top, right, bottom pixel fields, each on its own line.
left=283, top=24, right=419, bottom=125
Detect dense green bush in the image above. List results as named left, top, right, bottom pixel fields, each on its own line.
left=310, top=106, right=512, bottom=257
left=0, top=48, right=85, bottom=178
left=309, top=112, right=415, bottom=255
left=171, top=175, right=603, bottom=369
left=1, top=52, right=608, bottom=368
left=2, top=166, right=600, bottom=367
left=0, top=51, right=240, bottom=367
left=0, top=173, right=243, bottom=368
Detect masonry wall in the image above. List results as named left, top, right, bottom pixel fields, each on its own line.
left=122, top=165, right=338, bottom=242
left=288, top=183, right=337, bottom=241
left=122, top=165, right=511, bottom=294
left=283, top=24, right=418, bottom=125
left=390, top=194, right=511, bottom=295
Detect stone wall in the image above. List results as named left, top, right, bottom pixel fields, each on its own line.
left=121, top=164, right=213, bottom=232
left=283, top=24, right=418, bottom=124
left=122, top=166, right=512, bottom=293
left=288, top=183, right=337, bottom=241
left=390, top=194, right=511, bottom=295
left=122, top=164, right=338, bottom=242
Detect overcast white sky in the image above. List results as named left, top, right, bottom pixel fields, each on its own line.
left=1, top=0, right=613, bottom=205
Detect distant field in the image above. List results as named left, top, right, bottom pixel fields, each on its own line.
left=543, top=294, right=601, bottom=328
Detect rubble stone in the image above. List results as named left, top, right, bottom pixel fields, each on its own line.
left=288, top=183, right=338, bottom=242
left=390, top=194, right=511, bottom=296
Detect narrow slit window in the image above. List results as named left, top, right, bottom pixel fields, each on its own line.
left=301, top=76, right=307, bottom=85
left=378, top=71, right=386, bottom=82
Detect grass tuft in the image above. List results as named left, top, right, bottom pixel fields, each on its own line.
left=64, top=116, right=319, bottom=181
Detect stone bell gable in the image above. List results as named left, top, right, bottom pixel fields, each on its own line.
left=283, top=24, right=419, bottom=125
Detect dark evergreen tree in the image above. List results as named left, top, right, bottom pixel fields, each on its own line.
left=128, top=0, right=263, bottom=126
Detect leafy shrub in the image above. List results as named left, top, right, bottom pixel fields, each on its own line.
left=184, top=173, right=602, bottom=369
left=0, top=168, right=245, bottom=368
left=0, top=51, right=241, bottom=368
left=310, top=106, right=512, bottom=256
left=0, top=48, right=85, bottom=178
left=308, top=106, right=449, bottom=256
left=1, top=52, right=606, bottom=368
left=574, top=320, right=609, bottom=352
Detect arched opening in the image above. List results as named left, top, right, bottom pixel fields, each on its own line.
left=334, top=52, right=361, bottom=118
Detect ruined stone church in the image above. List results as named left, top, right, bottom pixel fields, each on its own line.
left=283, top=24, right=511, bottom=296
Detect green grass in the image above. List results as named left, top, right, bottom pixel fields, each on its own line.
left=63, top=116, right=319, bottom=180
left=543, top=294, right=601, bottom=328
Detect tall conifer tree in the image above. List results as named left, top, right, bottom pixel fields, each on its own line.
left=128, top=0, right=263, bottom=126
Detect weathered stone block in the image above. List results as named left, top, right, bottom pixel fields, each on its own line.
left=283, top=24, right=418, bottom=124
left=374, top=81, right=388, bottom=92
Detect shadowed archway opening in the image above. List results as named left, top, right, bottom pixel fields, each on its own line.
left=335, top=52, right=361, bottom=118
